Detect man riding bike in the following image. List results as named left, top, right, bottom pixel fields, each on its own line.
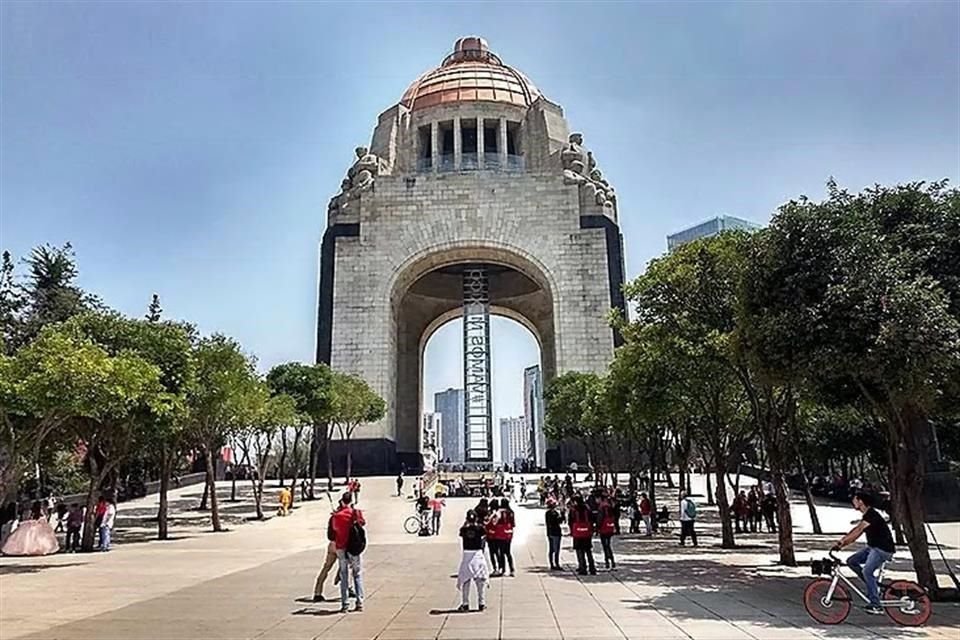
left=832, top=491, right=896, bottom=615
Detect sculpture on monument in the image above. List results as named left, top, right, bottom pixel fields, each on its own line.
left=328, top=146, right=386, bottom=215
left=560, top=133, right=616, bottom=213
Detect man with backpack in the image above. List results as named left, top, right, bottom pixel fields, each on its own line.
left=329, top=492, right=366, bottom=613
left=678, top=491, right=698, bottom=547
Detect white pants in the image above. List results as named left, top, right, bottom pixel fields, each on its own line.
left=460, top=578, right=486, bottom=607
left=642, top=514, right=652, bottom=535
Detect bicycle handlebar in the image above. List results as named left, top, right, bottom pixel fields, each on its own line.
left=829, top=549, right=841, bottom=563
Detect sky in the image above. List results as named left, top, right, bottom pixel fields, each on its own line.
left=2, top=1, right=958, bottom=438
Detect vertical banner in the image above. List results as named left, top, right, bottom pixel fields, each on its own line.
left=462, top=266, right=493, bottom=462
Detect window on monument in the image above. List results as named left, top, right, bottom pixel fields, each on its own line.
left=506, top=122, right=522, bottom=171
left=439, top=121, right=454, bottom=171
left=417, top=125, right=432, bottom=172
left=461, top=123, right=478, bottom=170
left=483, top=120, right=499, bottom=169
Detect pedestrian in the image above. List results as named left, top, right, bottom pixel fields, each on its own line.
left=762, top=491, right=777, bottom=533
left=498, top=498, right=516, bottom=576
left=474, top=497, right=489, bottom=524
left=733, top=490, right=749, bottom=533
left=598, top=493, right=617, bottom=570
left=639, top=492, right=652, bottom=536
left=348, top=478, right=362, bottom=505
left=99, top=496, right=116, bottom=552
left=416, top=491, right=431, bottom=535
left=300, top=478, right=309, bottom=501
left=54, top=502, right=67, bottom=533
left=545, top=497, right=563, bottom=570
left=313, top=503, right=345, bottom=602
left=278, top=487, right=292, bottom=516
left=329, top=492, right=365, bottom=613
left=569, top=495, right=596, bottom=575
left=457, top=510, right=489, bottom=612
left=396, top=472, right=404, bottom=497
left=678, top=491, right=697, bottom=547
left=429, top=489, right=446, bottom=535
left=65, top=504, right=83, bottom=552
left=748, top=486, right=761, bottom=532
left=485, top=499, right=503, bottom=576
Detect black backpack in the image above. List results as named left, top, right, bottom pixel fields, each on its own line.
left=347, top=512, right=366, bottom=555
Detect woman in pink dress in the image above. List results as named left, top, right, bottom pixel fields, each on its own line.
left=1, top=501, right=59, bottom=556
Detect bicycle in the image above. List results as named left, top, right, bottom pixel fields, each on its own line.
left=403, top=507, right=430, bottom=535
left=803, top=550, right=932, bottom=626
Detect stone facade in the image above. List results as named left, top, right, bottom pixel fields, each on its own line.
left=317, top=38, right=626, bottom=473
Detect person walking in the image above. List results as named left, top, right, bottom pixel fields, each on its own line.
left=761, top=490, right=777, bottom=533
left=429, top=490, right=446, bottom=535
left=457, top=510, right=489, bottom=612
left=329, top=492, right=365, bottom=613
left=545, top=497, right=563, bottom=570
left=569, top=495, right=596, bottom=575
left=396, top=472, right=404, bottom=497
left=498, top=498, right=516, bottom=576
left=748, top=486, right=761, bottom=533
left=678, top=491, right=698, bottom=547
left=598, top=494, right=617, bottom=570
left=639, top=492, right=652, bottom=536
left=733, top=490, right=749, bottom=534
left=65, top=504, right=83, bottom=552
left=833, top=491, right=896, bottom=614
left=313, top=503, right=345, bottom=602
left=99, top=497, right=116, bottom=552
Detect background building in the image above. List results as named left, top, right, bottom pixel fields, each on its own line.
left=421, top=412, right=442, bottom=469
left=434, top=388, right=465, bottom=463
left=523, top=365, right=546, bottom=468
left=499, top=416, right=528, bottom=470
left=667, top=215, right=761, bottom=251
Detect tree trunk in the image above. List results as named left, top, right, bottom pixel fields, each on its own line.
left=326, top=439, right=334, bottom=492
left=796, top=453, right=822, bottom=535
left=80, top=461, right=102, bottom=552
left=230, top=465, right=237, bottom=502
left=199, top=468, right=209, bottom=511
left=706, top=468, right=715, bottom=506
left=278, top=433, right=288, bottom=488
left=204, top=449, right=222, bottom=532
left=308, top=424, right=320, bottom=500
left=888, top=405, right=938, bottom=596
left=772, top=470, right=796, bottom=565
left=157, top=447, right=170, bottom=540
left=715, top=465, right=735, bottom=548
left=648, top=434, right=659, bottom=532
left=345, top=435, right=353, bottom=482
left=289, top=428, right=303, bottom=505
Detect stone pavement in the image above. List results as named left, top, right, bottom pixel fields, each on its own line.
left=1, top=476, right=958, bottom=640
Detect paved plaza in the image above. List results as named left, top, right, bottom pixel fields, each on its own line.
left=1, top=476, right=958, bottom=640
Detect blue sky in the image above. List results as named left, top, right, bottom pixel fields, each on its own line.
left=2, top=1, right=958, bottom=433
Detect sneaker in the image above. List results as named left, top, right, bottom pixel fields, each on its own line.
left=509, top=570, right=515, bottom=577
left=312, top=595, right=326, bottom=603
left=864, top=604, right=883, bottom=615
left=478, top=604, right=486, bottom=612
left=457, top=604, right=469, bottom=613
left=349, top=590, right=357, bottom=598
left=339, top=606, right=349, bottom=614
left=354, top=603, right=363, bottom=612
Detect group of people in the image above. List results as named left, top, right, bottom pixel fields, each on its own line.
left=729, top=483, right=778, bottom=534
left=453, top=497, right=516, bottom=611
left=0, top=494, right=116, bottom=556
left=312, top=491, right=366, bottom=613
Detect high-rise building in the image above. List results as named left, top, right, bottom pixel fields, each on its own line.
left=421, top=412, right=442, bottom=470
left=666, top=215, right=761, bottom=251
left=499, top=416, right=528, bottom=469
left=434, top=388, right=465, bottom=463
left=523, top=365, right=546, bottom=467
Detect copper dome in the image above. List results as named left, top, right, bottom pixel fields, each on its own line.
left=401, top=37, right=541, bottom=112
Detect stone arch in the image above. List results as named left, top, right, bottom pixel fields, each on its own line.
left=389, top=243, right=557, bottom=466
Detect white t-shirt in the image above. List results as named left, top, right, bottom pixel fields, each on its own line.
left=101, top=503, right=117, bottom=530
left=679, top=498, right=696, bottom=522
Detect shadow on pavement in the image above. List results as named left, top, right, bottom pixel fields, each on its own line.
left=0, top=562, right=87, bottom=575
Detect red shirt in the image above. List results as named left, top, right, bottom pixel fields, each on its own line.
left=485, top=516, right=500, bottom=541
left=494, top=509, right=514, bottom=540
left=330, top=506, right=365, bottom=550
left=639, top=498, right=651, bottom=516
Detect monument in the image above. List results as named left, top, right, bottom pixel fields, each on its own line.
left=317, top=37, right=627, bottom=473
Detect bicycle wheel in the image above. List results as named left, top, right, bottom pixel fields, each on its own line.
left=403, top=515, right=421, bottom=534
left=884, top=580, right=931, bottom=626
left=803, top=579, right=851, bottom=624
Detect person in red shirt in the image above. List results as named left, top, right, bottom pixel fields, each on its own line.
left=329, top=492, right=365, bottom=613
left=485, top=499, right=503, bottom=576
left=497, top=499, right=516, bottom=576
left=569, top=495, right=596, bottom=575
left=639, top=492, right=652, bottom=537
left=597, top=494, right=617, bottom=570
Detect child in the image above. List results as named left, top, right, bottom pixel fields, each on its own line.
left=457, top=510, right=488, bottom=612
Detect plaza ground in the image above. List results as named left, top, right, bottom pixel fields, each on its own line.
left=1, top=476, right=958, bottom=640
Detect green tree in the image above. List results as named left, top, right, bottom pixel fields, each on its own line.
left=544, top=371, right=606, bottom=469
left=0, top=251, right=26, bottom=354
left=265, top=362, right=334, bottom=500
left=146, top=294, right=163, bottom=323
left=235, top=391, right=300, bottom=519
left=185, top=334, right=260, bottom=532
left=740, top=180, right=960, bottom=593
left=329, top=372, right=385, bottom=481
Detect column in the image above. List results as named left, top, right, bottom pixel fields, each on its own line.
left=499, top=118, right=508, bottom=169
left=453, top=116, right=462, bottom=171
left=477, top=116, right=485, bottom=169
left=430, top=121, right=439, bottom=173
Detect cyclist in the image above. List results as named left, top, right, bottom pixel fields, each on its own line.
left=832, top=491, right=895, bottom=615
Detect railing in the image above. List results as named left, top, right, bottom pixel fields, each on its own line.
left=415, top=153, right=525, bottom=173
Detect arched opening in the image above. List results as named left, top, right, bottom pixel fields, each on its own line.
left=389, top=244, right=557, bottom=470
left=421, top=314, right=542, bottom=470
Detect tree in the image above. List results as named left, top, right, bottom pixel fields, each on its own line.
left=740, top=180, right=960, bottom=593
left=265, top=362, right=334, bottom=500
left=329, top=372, right=385, bottom=481
left=0, top=251, right=25, bottom=354
left=236, top=391, right=300, bottom=519
left=185, top=334, right=259, bottom=532
left=146, top=294, right=162, bottom=322
left=544, top=371, right=606, bottom=469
